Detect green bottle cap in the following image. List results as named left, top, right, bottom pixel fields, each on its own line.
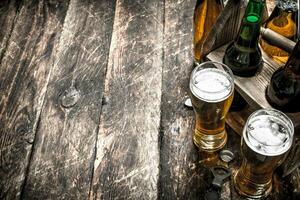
left=246, top=15, right=259, bottom=23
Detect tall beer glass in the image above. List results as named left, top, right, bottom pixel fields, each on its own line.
left=189, top=61, right=234, bottom=152
left=234, top=109, right=294, bottom=199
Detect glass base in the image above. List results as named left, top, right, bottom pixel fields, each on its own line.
left=193, top=129, right=227, bottom=152
left=234, top=168, right=272, bottom=199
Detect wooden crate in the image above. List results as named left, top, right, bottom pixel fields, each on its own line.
left=202, top=0, right=300, bottom=197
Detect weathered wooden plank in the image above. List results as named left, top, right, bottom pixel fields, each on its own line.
left=206, top=45, right=300, bottom=127
left=0, top=0, right=19, bottom=62
left=159, top=0, right=216, bottom=199
left=21, top=0, right=116, bottom=199
left=0, top=0, right=69, bottom=199
left=90, top=0, right=164, bottom=199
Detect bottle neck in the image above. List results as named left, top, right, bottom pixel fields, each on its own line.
left=285, top=40, right=300, bottom=74
left=235, top=0, right=265, bottom=49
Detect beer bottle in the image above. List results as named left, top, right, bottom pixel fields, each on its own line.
left=260, top=0, right=298, bottom=64
left=223, top=0, right=265, bottom=77
left=194, top=0, right=223, bottom=62
left=266, top=40, right=300, bottom=112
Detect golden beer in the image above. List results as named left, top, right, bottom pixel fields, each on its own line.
left=194, top=0, right=222, bottom=61
left=234, top=109, right=294, bottom=199
left=190, top=61, right=234, bottom=152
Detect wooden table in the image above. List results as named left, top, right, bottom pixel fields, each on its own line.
left=0, top=0, right=298, bottom=199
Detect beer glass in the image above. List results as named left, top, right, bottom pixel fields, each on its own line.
left=234, top=109, right=294, bottom=199
left=189, top=61, right=234, bottom=152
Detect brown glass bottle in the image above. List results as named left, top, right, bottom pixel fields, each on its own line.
left=266, top=40, right=300, bottom=112
left=260, top=0, right=298, bottom=64
left=194, top=0, right=222, bottom=62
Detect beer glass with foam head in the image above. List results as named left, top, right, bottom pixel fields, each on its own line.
left=234, top=109, right=294, bottom=199
left=189, top=61, right=234, bottom=152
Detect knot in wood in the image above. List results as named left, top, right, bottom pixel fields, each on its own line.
left=102, top=96, right=109, bottom=106
left=60, top=87, right=80, bottom=108
left=15, top=123, right=29, bottom=135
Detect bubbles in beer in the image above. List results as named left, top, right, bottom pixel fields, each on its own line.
left=190, top=68, right=233, bottom=102
left=245, top=115, right=292, bottom=156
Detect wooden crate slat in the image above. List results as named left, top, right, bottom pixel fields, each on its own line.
left=225, top=105, right=255, bottom=135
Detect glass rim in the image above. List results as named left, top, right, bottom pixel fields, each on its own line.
left=243, top=108, right=294, bottom=156
left=190, top=61, right=234, bottom=102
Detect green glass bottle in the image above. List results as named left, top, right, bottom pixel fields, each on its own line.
left=223, top=0, right=265, bottom=77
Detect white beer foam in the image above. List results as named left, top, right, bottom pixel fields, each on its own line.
left=244, top=115, right=293, bottom=156
left=190, top=68, right=233, bottom=102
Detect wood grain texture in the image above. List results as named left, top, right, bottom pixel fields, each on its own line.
left=202, top=0, right=244, bottom=58
left=0, top=0, right=69, bottom=199
left=290, top=168, right=300, bottom=199
left=206, top=45, right=300, bottom=127
left=0, top=0, right=298, bottom=199
left=0, top=0, right=19, bottom=62
left=89, top=0, right=164, bottom=199
left=266, top=0, right=276, bottom=16
left=21, top=0, right=116, bottom=199
left=159, top=0, right=216, bottom=199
